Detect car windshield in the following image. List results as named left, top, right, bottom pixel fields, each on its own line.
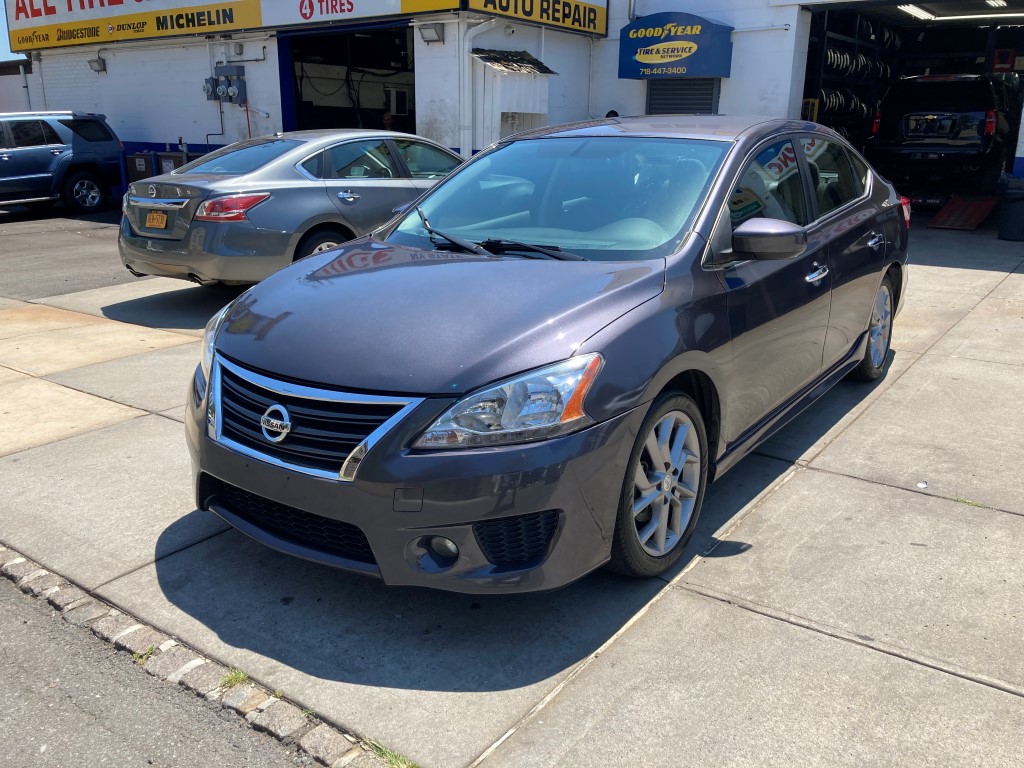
left=387, top=136, right=727, bottom=261
left=176, top=138, right=303, bottom=175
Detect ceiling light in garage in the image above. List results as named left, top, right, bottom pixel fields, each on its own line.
left=898, top=5, right=936, bottom=20
left=985, top=0, right=1008, bottom=6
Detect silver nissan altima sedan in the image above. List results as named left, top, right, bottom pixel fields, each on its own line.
left=118, top=130, right=462, bottom=285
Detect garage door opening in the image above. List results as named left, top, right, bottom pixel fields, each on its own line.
left=279, top=26, right=415, bottom=133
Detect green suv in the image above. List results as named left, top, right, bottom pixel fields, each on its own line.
left=0, top=111, right=123, bottom=213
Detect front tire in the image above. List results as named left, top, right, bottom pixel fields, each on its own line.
left=849, top=273, right=894, bottom=382
left=608, top=393, right=709, bottom=578
left=62, top=171, right=106, bottom=213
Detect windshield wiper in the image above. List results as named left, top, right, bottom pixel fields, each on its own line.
left=477, top=239, right=588, bottom=261
left=415, top=206, right=492, bottom=256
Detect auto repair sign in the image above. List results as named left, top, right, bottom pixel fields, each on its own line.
left=619, top=12, right=733, bottom=79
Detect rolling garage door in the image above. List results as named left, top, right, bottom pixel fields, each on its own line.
left=647, top=78, right=720, bottom=115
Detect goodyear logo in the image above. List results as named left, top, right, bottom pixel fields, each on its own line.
left=635, top=41, right=697, bottom=64
left=628, top=23, right=702, bottom=40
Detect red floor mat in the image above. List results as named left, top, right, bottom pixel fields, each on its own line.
left=927, top=196, right=1001, bottom=231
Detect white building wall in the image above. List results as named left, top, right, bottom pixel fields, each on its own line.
left=0, top=66, right=32, bottom=111
left=411, top=19, right=463, bottom=149
left=26, top=35, right=283, bottom=149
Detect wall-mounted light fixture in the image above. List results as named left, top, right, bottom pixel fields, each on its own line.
left=418, top=23, right=444, bottom=44
left=87, top=56, right=106, bottom=73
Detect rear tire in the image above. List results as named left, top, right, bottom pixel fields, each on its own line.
left=294, top=229, right=349, bottom=261
left=849, top=274, right=894, bottom=382
left=62, top=171, right=105, bottom=214
left=608, top=392, right=708, bottom=578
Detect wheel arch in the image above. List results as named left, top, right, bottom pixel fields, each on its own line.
left=291, top=220, right=356, bottom=260
left=657, top=368, right=723, bottom=483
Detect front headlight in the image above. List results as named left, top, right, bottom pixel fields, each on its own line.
left=413, top=354, right=604, bottom=449
left=200, top=303, right=232, bottom=382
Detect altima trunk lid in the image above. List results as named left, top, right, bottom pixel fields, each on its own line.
left=124, top=175, right=230, bottom=241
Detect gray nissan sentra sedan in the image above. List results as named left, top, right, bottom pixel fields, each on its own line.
left=119, top=130, right=461, bottom=285
left=186, top=115, right=910, bottom=594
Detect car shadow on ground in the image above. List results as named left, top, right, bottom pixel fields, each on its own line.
left=0, top=204, right=121, bottom=226
left=100, top=284, right=246, bottom=332
left=148, top=358, right=899, bottom=694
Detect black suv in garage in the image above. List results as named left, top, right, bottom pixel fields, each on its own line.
left=0, top=111, right=123, bottom=213
left=867, top=74, right=1019, bottom=193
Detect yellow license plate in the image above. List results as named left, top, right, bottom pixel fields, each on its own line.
left=145, top=210, right=168, bottom=229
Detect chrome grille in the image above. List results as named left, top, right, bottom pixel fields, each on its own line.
left=210, top=356, right=422, bottom=480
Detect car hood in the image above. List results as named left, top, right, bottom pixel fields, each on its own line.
left=215, top=238, right=665, bottom=395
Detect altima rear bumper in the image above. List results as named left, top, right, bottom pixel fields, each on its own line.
left=185, top=366, right=645, bottom=594
left=118, top=215, right=294, bottom=284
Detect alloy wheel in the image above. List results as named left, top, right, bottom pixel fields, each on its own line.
left=74, top=179, right=102, bottom=209
left=631, top=410, right=702, bottom=557
left=868, top=282, right=893, bottom=368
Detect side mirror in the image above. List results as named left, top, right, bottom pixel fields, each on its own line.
left=732, top=218, right=807, bottom=260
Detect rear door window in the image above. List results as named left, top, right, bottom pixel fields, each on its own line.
left=800, top=137, right=861, bottom=218
left=324, top=140, right=400, bottom=180
left=9, top=120, right=61, bottom=147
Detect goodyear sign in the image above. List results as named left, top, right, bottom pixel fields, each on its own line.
left=619, top=12, right=732, bottom=80
left=468, top=0, right=606, bottom=36
left=5, top=0, right=461, bottom=52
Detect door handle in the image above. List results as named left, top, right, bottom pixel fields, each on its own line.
left=805, top=265, right=829, bottom=284
left=338, top=190, right=360, bottom=203
left=51, top=148, right=64, bottom=155
left=0, top=154, right=9, bottom=161
left=867, top=233, right=884, bottom=250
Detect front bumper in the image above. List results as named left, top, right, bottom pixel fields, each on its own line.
left=118, top=215, right=294, bottom=284
left=185, top=365, right=644, bottom=594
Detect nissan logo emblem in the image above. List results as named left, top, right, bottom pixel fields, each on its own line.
left=260, top=404, right=292, bottom=443
left=148, top=184, right=157, bottom=198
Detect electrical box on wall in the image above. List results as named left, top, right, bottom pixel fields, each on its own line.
left=204, top=65, right=247, bottom=104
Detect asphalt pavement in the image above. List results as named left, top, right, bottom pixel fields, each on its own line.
left=0, top=203, right=1022, bottom=768
left=0, top=575, right=314, bottom=768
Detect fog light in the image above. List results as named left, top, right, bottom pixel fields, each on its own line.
left=428, top=536, right=459, bottom=559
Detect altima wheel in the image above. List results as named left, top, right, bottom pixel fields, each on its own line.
left=295, top=229, right=350, bottom=261
left=609, top=393, right=708, bottom=577
left=850, top=274, right=894, bottom=382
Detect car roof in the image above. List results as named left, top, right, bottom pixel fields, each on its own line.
left=0, top=110, right=107, bottom=119
left=272, top=129, right=445, bottom=144
left=503, top=115, right=820, bottom=144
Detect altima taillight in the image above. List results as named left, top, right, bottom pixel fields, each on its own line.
left=984, top=110, right=997, bottom=137
left=195, top=193, right=271, bottom=222
left=900, top=195, right=911, bottom=229
left=872, top=109, right=882, bottom=135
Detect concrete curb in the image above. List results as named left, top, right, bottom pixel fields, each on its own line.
left=0, top=541, right=393, bottom=768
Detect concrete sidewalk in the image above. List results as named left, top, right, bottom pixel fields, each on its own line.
left=1, top=214, right=1022, bottom=767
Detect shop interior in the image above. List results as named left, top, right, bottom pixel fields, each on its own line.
left=281, top=26, right=416, bottom=133
left=802, top=1, right=1024, bottom=206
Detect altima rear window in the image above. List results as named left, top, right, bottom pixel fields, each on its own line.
left=177, top=139, right=302, bottom=174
